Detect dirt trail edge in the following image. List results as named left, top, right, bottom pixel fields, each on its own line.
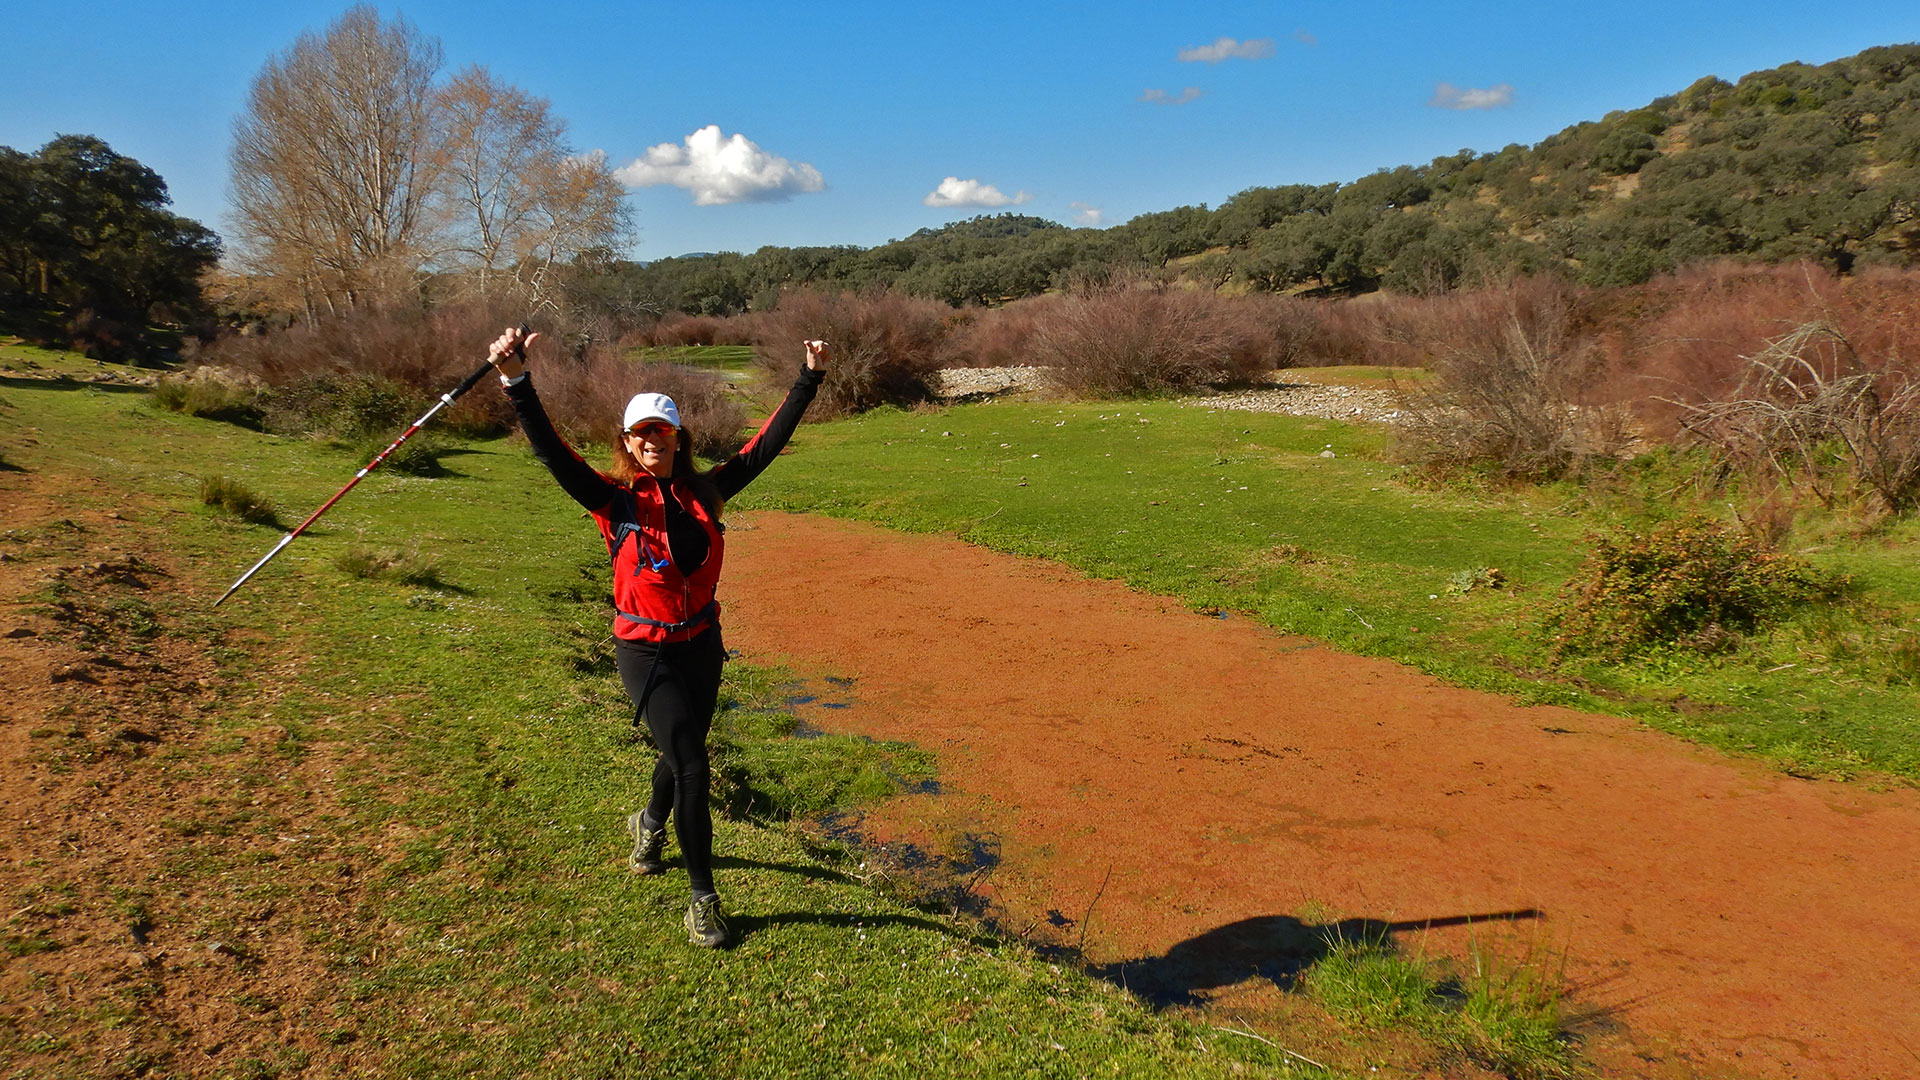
left=724, top=510, right=1920, bottom=1080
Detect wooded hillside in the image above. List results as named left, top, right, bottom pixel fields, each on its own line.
left=587, top=44, right=1920, bottom=317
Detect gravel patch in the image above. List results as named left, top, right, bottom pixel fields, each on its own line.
left=1183, top=381, right=1407, bottom=424
left=933, top=365, right=1048, bottom=399
left=935, top=365, right=1410, bottom=424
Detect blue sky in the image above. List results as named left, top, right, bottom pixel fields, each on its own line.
left=8, top=2, right=1920, bottom=260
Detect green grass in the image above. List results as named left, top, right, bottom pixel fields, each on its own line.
left=630, top=344, right=758, bottom=377
left=0, top=378, right=1363, bottom=1078
left=1, top=336, right=115, bottom=378
left=731, top=398, right=1920, bottom=783
left=1307, top=933, right=1574, bottom=1079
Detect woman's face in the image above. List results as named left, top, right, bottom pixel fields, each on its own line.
left=625, top=421, right=678, bottom=478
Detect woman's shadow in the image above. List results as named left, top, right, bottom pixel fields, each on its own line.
left=1087, top=909, right=1543, bottom=1008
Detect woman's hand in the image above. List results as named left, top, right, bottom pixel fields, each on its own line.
left=803, top=339, right=830, bottom=372
left=489, top=326, right=538, bottom=380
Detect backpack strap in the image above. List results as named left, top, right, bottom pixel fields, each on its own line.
left=614, top=599, right=718, bottom=635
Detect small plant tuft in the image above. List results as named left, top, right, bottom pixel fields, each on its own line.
left=1306, top=930, right=1578, bottom=1079
left=153, top=368, right=266, bottom=427
left=199, top=475, right=280, bottom=527
left=1447, top=567, right=1507, bottom=595
left=1307, top=934, right=1435, bottom=1027
left=1454, top=939, right=1576, bottom=1079
left=334, top=546, right=450, bottom=590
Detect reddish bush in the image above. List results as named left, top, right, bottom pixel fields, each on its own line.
left=629, top=313, right=759, bottom=348
left=1392, top=277, right=1631, bottom=478
left=534, top=349, right=747, bottom=461
left=198, top=301, right=748, bottom=458
left=199, top=301, right=525, bottom=436
left=750, top=289, right=954, bottom=417
left=1598, top=261, right=1920, bottom=437
left=945, top=296, right=1059, bottom=368
left=1025, top=279, right=1281, bottom=397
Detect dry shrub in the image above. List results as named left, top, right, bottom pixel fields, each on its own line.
left=1392, top=278, right=1631, bottom=479
left=750, top=289, right=954, bottom=417
left=533, top=347, right=747, bottom=461
left=1669, top=321, right=1920, bottom=512
left=198, top=302, right=747, bottom=461
left=916, top=290, right=1343, bottom=376
left=1026, top=279, right=1279, bottom=398
left=1320, top=292, right=1438, bottom=368
left=199, top=300, right=525, bottom=437
left=945, top=295, right=1062, bottom=368
left=1603, top=261, right=1920, bottom=438
left=630, top=313, right=758, bottom=347
left=1260, top=294, right=1363, bottom=369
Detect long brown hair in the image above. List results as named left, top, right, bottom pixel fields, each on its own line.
left=610, top=425, right=723, bottom=519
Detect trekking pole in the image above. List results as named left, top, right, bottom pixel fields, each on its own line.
left=212, top=326, right=528, bottom=607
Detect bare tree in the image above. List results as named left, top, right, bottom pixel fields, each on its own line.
left=228, top=4, right=445, bottom=318
left=434, top=67, right=629, bottom=303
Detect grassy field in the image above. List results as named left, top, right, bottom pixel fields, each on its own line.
left=732, top=396, right=1920, bottom=785
left=629, top=344, right=759, bottom=378
left=41, top=347, right=1906, bottom=1075
left=4, top=369, right=1425, bottom=1078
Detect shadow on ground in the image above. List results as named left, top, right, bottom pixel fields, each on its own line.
left=1089, top=909, right=1544, bottom=1007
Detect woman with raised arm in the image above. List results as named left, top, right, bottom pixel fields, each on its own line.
left=488, top=327, right=827, bottom=948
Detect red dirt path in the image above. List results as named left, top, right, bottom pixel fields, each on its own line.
left=724, top=510, right=1920, bottom=1080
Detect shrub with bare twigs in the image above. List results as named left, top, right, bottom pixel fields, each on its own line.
left=1024, top=278, right=1280, bottom=398
left=628, top=313, right=757, bottom=347
left=1668, top=321, right=1920, bottom=513
left=197, top=301, right=746, bottom=460
left=749, top=290, right=954, bottom=418
left=1391, top=279, right=1632, bottom=479
left=198, top=301, right=524, bottom=437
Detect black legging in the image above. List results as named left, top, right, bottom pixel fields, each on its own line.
left=615, top=628, right=725, bottom=897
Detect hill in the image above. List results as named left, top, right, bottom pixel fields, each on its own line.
left=585, top=44, right=1920, bottom=315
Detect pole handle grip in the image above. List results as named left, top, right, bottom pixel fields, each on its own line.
left=449, top=323, right=533, bottom=401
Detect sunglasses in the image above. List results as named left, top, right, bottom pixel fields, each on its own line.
left=624, top=421, right=677, bottom=440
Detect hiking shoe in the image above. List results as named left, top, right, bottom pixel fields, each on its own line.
left=627, top=811, right=667, bottom=875
left=684, top=894, right=730, bottom=948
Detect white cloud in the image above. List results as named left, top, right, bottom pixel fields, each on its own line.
left=1071, top=202, right=1104, bottom=227
left=1177, top=36, right=1276, bottom=63
left=1140, top=87, right=1203, bottom=105
left=614, top=125, right=824, bottom=206
left=1429, top=82, right=1516, bottom=110
left=1293, top=28, right=1318, bottom=46
left=923, top=176, right=1032, bottom=208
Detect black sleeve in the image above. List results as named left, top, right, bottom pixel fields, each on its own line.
left=711, top=365, right=825, bottom=501
left=502, top=373, right=621, bottom=514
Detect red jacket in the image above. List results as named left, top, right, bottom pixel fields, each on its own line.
left=599, top=477, right=725, bottom=643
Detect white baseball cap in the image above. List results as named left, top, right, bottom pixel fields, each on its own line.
left=622, top=392, right=682, bottom=431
